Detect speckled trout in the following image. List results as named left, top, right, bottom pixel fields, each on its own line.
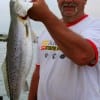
left=5, top=0, right=34, bottom=99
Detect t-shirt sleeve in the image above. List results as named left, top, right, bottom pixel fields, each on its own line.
left=82, top=28, right=100, bottom=65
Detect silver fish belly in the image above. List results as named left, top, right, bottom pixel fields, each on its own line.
left=6, top=0, right=33, bottom=100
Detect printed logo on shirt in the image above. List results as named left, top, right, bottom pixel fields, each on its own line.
left=44, top=53, right=65, bottom=59
left=40, top=40, right=59, bottom=51
left=40, top=40, right=65, bottom=60
left=60, top=54, right=65, bottom=59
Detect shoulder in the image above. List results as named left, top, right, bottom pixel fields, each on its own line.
left=87, top=15, right=100, bottom=27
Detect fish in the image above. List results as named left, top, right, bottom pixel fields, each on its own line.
left=3, top=0, right=35, bottom=99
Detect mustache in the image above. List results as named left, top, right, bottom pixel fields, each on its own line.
left=62, top=2, right=78, bottom=8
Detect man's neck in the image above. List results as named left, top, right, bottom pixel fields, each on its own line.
left=63, top=13, right=86, bottom=24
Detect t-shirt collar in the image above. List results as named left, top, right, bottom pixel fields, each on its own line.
left=66, top=14, right=88, bottom=27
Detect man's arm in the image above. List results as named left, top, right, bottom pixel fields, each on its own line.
left=28, top=0, right=95, bottom=66
left=28, top=65, right=40, bottom=100
left=42, top=19, right=95, bottom=65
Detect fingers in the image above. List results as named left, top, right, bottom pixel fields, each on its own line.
left=27, top=0, right=50, bottom=21
left=31, top=0, right=38, bottom=2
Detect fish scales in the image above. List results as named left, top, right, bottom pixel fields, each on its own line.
left=6, top=0, right=33, bottom=100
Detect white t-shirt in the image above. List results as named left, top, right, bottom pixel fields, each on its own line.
left=36, top=15, right=100, bottom=100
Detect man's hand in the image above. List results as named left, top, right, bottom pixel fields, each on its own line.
left=28, top=0, right=52, bottom=22
left=14, top=0, right=33, bottom=17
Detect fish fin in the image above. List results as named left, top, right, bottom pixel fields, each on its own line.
left=23, top=80, right=29, bottom=92
left=1, top=59, right=10, bottom=97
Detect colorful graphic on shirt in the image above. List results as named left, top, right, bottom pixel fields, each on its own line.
left=40, top=40, right=65, bottom=59
left=40, top=40, right=59, bottom=51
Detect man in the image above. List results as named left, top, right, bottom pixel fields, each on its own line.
left=27, top=0, right=100, bottom=100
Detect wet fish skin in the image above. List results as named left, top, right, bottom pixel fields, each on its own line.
left=6, top=0, right=33, bottom=100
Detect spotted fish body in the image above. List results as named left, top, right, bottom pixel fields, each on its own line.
left=6, top=0, right=33, bottom=100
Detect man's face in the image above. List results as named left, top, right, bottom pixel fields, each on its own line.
left=57, top=0, right=87, bottom=17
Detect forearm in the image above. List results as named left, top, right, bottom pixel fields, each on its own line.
left=28, top=66, right=39, bottom=100
left=42, top=13, right=95, bottom=65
